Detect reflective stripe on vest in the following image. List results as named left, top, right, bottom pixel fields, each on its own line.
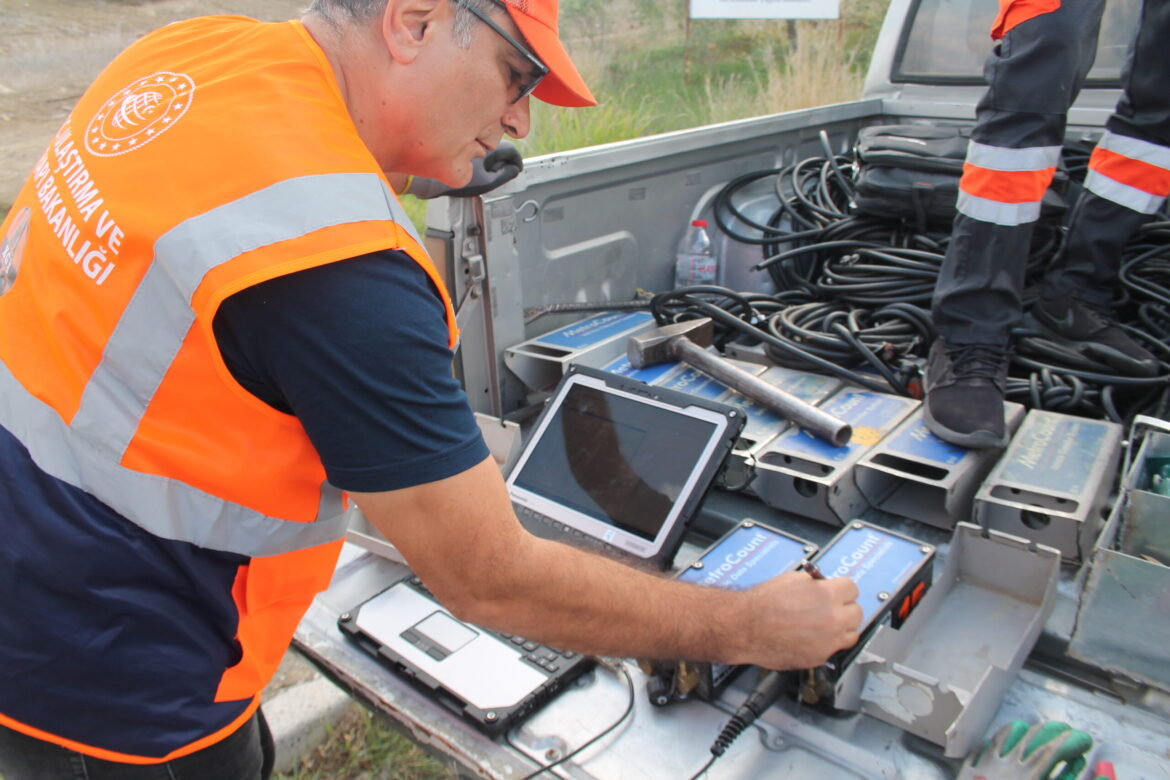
left=0, top=172, right=418, bottom=558
left=956, top=141, right=1060, bottom=225
left=1083, top=131, right=1170, bottom=214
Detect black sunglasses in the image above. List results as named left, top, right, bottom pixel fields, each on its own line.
left=459, top=0, right=549, bottom=103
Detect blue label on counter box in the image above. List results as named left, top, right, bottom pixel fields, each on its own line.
left=886, top=418, right=968, bottom=466
left=726, top=394, right=785, bottom=441
left=758, top=368, right=839, bottom=405
left=778, top=392, right=913, bottom=462
left=534, top=311, right=653, bottom=350
left=657, top=366, right=728, bottom=401
left=678, top=525, right=810, bottom=591
left=601, top=354, right=677, bottom=385
left=999, top=415, right=1109, bottom=494
left=816, top=525, right=928, bottom=627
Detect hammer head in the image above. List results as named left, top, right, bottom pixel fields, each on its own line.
left=628, top=318, right=714, bottom=368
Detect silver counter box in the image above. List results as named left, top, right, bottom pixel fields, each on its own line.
left=1069, top=416, right=1170, bottom=693
left=856, top=402, right=1026, bottom=529
left=973, top=409, right=1123, bottom=562
left=752, top=389, right=920, bottom=526
left=504, top=311, right=657, bottom=392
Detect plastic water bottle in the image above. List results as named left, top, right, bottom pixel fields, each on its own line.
left=674, top=219, right=717, bottom=288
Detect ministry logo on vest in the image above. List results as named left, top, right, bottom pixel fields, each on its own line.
left=85, top=72, right=195, bottom=157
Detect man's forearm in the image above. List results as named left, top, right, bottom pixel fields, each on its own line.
left=445, top=532, right=752, bottom=665
left=353, top=457, right=860, bottom=671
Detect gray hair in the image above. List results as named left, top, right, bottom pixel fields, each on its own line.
left=307, top=0, right=498, bottom=49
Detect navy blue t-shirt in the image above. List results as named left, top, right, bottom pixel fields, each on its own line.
left=212, top=249, right=489, bottom=491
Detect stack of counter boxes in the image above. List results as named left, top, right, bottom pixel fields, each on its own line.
left=601, top=352, right=841, bottom=487
left=752, top=388, right=920, bottom=526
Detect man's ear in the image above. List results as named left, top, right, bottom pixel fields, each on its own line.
left=382, top=0, right=445, bottom=64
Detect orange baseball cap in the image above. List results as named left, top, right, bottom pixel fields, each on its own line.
left=502, top=0, right=597, bottom=107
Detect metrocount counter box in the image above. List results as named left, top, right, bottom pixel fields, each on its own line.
left=1069, top=417, right=1170, bottom=694
left=974, top=409, right=1123, bottom=562
left=753, top=388, right=920, bottom=525
left=639, top=519, right=816, bottom=704
left=505, top=311, right=657, bottom=393
left=808, top=521, right=934, bottom=688
left=856, top=402, right=1026, bottom=529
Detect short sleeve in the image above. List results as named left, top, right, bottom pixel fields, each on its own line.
left=211, top=250, right=489, bottom=492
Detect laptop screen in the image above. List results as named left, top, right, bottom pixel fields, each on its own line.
left=512, top=382, right=720, bottom=541
left=507, top=368, right=739, bottom=563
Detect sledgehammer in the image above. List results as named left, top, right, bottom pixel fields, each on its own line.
left=628, top=318, right=852, bottom=447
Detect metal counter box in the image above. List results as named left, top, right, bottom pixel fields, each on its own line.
left=505, top=311, right=657, bottom=392
left=752, top=389, right=920, bottom=525
left=973, top=409, right=1123, bottom=561
left=1069, top=416, right=1170, bottom=694
left=856, top=402, right=1026, bottom=529
left=835, top=523, right=1061, bottom=758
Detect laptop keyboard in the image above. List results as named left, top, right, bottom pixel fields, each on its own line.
left=515, top=504, right=588, bottom=540
left=513, top=504, right=622, bottom=559
left=405, top=576, right=579, bottom=675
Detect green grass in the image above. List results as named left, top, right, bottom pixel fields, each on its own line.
left=518, top=0, right=890, bottom=157
left=275, top=708, right=457, bottom=780
left=399, top=194, right=429, bottom=236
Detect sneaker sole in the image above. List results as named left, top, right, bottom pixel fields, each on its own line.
left=923, top=404, right=1008, bottom=449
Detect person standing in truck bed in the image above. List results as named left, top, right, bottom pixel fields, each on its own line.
left=925, top=0, right=1168, bottom=448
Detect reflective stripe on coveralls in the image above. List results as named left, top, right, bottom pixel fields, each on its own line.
left=991, top=0, right=1061, bottom=40
left=1083, top=130, right=1170, bottom=214
left=956, top=141, right=1062, bottom=226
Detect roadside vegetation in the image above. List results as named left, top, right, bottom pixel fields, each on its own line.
left=524, top=0, right=888, bottom=155
left=277, top=708, right=459, bottom=780
left=296, top=1, right=889, bottom=777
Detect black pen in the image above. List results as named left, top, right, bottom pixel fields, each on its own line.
left=802, top=561, right=826, bottom=580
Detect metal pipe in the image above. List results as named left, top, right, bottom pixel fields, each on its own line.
left=671, top=339, right=852, bottom=447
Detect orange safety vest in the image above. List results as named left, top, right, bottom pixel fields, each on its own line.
left=0, top=15, right=457, bottom=763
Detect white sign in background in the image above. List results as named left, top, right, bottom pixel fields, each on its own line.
left=690, top=0, right=841, bottom=20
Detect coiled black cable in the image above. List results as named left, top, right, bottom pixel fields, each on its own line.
left=649, top=287, right=895, bottom=393
left=506, top=134, right=1168, bottom=424
left=692, top=134, right=1170, bottom=425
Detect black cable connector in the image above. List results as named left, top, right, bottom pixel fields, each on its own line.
left=709, top=669, right=787, bottom=757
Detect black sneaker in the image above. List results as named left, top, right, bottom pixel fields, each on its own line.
left=1029, top=293, right=1160, bottom=377
left=923, top=338, right=1010, bottom=449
